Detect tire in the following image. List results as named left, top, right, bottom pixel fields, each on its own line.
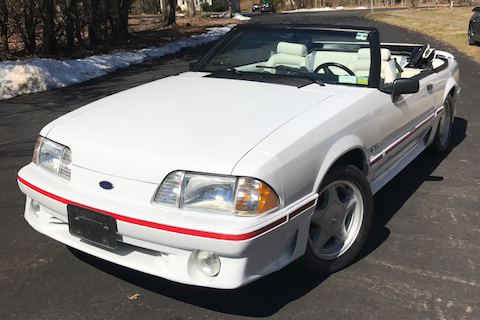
left=302, top=165, right=373, bottom=275
left=432, top=95, right=454, bottom=153
left=469, top=24, right=477, bottom=45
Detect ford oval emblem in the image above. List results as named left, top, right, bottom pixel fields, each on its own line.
left=99, top=181, right=114, bottom=190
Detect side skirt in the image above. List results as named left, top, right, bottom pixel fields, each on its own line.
left=369, top=108, right=443, bottom=195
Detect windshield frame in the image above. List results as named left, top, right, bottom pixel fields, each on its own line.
left=192, top=24, right=381, bottom=89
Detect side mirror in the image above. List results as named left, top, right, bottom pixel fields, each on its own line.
left=391, top=78, right=419, bottom=102
left=473, top=6, right=480, bottom=12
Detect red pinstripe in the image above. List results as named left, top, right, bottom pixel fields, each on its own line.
left=18, top=176, right=313, bottom=241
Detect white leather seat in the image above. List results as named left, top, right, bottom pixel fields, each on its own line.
left=380, top=48, right=398, bottom=84
left=350, top=48, right=371, bottom=77
left=266, top=42, right=308, bottom=70
left=350, top=48, right=398, bottom=84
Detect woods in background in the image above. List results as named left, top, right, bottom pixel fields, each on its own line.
left=0, top=0, right=478, bottom=58
left=0, top=0, right=176, bottom=58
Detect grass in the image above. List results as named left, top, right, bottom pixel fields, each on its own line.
left=365, top=6, right=480, bottom=62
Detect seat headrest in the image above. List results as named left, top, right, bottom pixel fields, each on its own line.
left=357, top=48, right=370, bottom=60
left=381, top=48, right=392, bottom=61
left=277, top=42, right=308, bottom=57
left=357, top=48, right=392, bottom=61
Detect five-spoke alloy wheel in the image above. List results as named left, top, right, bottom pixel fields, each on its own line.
left=303, top=165, right=373, bottom=274
left=308, top=180, right=363, bottom=260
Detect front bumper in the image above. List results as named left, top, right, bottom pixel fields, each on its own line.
left=18, top=163, right=317, bottom=289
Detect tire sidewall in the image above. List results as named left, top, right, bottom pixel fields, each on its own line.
left=469, top=24, right=477, bottom=45
left=433, top=95, right=454, bottom=153
left=302, top=165, right=373, bottom=274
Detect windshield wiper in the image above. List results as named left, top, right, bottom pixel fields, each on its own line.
left=211, top=62, right=241, bottom=75
left=256, top=65, right=325, bottom=86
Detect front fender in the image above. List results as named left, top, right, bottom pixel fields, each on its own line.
left=441, top=55, right=460, bottom=104
left=443, top=75, right=459, bottom=103
left=313, top=135, right=369, bottom=194
left=231, top=149, right=286, bottom=207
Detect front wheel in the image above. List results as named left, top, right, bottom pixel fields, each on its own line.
left=432, top=95, right=454, bottom=153
left=302, top=165, right=373, bottom=274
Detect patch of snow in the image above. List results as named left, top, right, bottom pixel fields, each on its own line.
left=209, top=13, right=229, bottom=18
left=0, top=25, right=234, bottom=100
left=209, top=13, right=251, bottom=20
left=281, top=7, right=335, bottom=13
left=354, top=6, right=368, bottom=10
left=233, top=13, right=251, bottom=21
left=336, top=6, right=344, bottom=10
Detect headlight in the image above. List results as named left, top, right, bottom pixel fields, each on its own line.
left=32, top=136, right=72, bottom=181
left=182, top=173, right=236, bottom=214
left=154, top=171, right=280, bottom=216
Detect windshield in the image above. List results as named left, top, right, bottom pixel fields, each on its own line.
left=196, top=26, right=377, bottom=87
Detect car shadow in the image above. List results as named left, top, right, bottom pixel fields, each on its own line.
left=68, top=117, right=467, bottom=317
left=69, top=247, right=328, bottom=317
left=361, top=116, right=467, bottom=260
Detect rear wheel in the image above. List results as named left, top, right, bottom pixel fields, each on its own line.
left=469, top=24, right=477, bottom=45
left=303, top=165, right=373, bottom=274
left=432, top=95, right=454, bottom=153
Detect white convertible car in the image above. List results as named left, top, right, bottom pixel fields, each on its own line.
left=18, top=24, right=459, bottom=289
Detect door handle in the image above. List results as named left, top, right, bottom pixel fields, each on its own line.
left=427, top=84, right=433, bottom=95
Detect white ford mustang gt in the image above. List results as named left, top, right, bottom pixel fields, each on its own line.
left=18, top=24, right=460, bottom=289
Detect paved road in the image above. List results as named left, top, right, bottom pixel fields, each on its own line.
left=1, top=10, right=479, bottom=320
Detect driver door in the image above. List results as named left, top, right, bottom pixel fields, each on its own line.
left=371, top=73, right=439, bottom=180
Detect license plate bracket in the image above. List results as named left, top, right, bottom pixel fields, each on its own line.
left=68, top=205, right=118, bottom=249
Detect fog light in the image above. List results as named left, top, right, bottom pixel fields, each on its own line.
left=31, top=200, right=40, bottom=216
left=195, top=251, right=221, bottom=277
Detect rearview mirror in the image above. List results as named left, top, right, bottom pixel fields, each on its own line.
left=473, top=6, right=480, bottom=12
left=391, top=78, right=419, bottom=102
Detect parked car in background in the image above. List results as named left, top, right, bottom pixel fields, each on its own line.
left=18, top=24, right=459, bottom=289
left=469, top=6, right=480, bottom=45
left=252, top=3, right=261, bottom=12
left=261, top=2, right=274, bottom=13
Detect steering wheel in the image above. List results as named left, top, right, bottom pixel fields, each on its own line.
left=314, top=62, right=355, bottom=76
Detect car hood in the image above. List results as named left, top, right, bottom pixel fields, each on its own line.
left=44, top=72, right=343, bottom=183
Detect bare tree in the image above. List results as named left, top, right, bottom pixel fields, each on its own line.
left=186, top=0, right=195, bottom=16
left=162, top=0, right=175, bottom=26
left=118, top=0, right=131, bottom=39
left=408, top=0, right=419, bottom=7
left=1, top=0, right=179, bottom=57
left=86, top=0, right=100, bottom=45
left=139, top=0, right=146, bottom=13
left=42, top=0, right=57, bottom=54
left=0, top=0, right=8, bottom=55
left=10, top=0, right=39, bottom=54
left=65, top=0, right=77, bottom=50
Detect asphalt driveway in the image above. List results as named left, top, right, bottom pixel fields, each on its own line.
left=0, top=10, right=479, bottom=320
